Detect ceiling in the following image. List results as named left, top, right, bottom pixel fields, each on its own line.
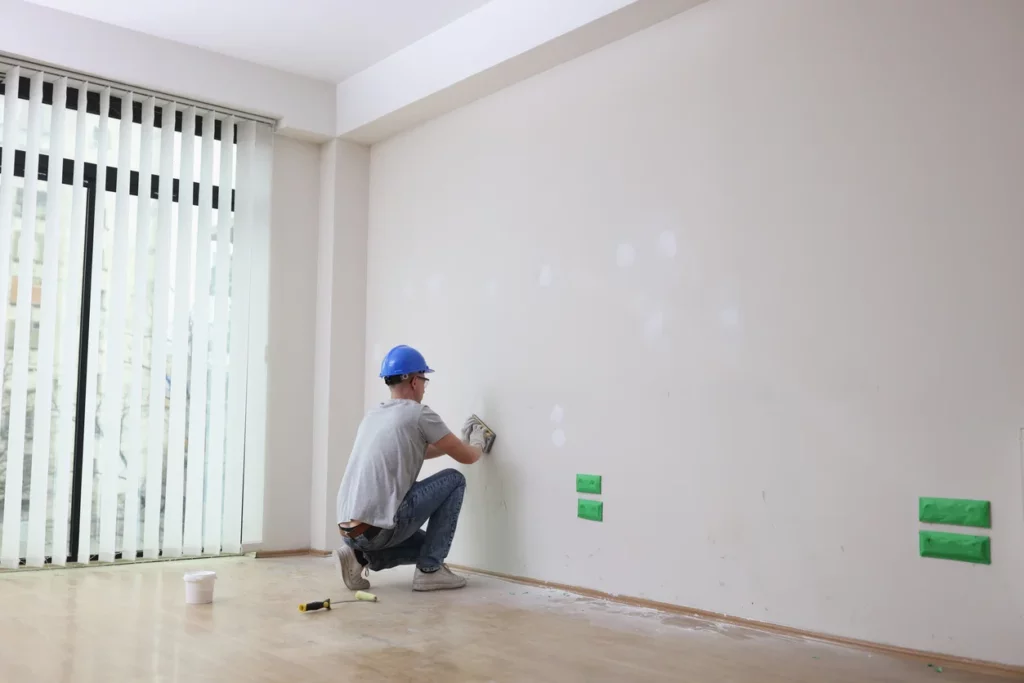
left=25, top=0, right=493, bottom=83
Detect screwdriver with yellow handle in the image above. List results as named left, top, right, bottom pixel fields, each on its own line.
left=299, top=591, right=377, bottom=612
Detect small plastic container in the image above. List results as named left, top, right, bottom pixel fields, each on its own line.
left=183, top=570, right=217, bottom=604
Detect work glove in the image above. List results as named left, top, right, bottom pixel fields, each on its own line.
left=468, top=423, right=489, bottom=450
left=461, top=416, right=477, bottom=443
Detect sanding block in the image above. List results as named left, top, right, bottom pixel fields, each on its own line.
left=468, top=414, right=497, bottom=453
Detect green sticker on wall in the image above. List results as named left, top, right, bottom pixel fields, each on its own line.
left=578, top=499, right=603, bottom=522
left=919, top=497, right=991, bottom=528
left=919, top=531, right=990, bottom=564
left=576, top=474, right=602, bottom=495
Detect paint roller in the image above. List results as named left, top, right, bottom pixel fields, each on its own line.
left=298, top=591, right=378, bottom=612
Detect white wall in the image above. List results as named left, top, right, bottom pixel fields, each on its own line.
left=261, top=135, right=321, bottom=550
left=365, top=0, right=1024, bottom=666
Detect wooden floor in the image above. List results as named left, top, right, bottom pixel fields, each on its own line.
left=0, top=556, right=1014, bottom=682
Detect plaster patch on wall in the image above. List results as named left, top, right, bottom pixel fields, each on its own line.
left=718, top=307, right=741, bottom=328
left=372, top=343, right=384, bottom=363
left=550, top=404, right=564, bottom=424
left=644, top=311, right=665, bottom=339
left=402, top=283, right=415, bottom=301
left=427, top=273, right=444, bottom=293
left=616, top=243, right=636, bottom=268
left=470, top=398, right=487, bottom=420
left=657, top=230, right=677, bottom=258
left=538, top=265, right=553, bottom=288
left=552, top=429, right=567, bottom=448
left=485, top=278, right=498, bottom=297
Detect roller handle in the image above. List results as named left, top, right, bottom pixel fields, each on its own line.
left=298, top=598, right=331, bottom=612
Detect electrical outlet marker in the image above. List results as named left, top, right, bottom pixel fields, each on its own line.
left=576, top=474, right=602, bottom=495
left=578, top=499, right=603, bottom=522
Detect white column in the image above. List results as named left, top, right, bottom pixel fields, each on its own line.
left=309, top=139, right=370, bottom=552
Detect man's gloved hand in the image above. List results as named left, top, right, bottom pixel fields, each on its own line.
left=461, top=416, right=477, bottom=444
left=468, top=423, right=489, bottom=450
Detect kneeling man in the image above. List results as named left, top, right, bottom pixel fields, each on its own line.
left=335, top=345, right=490, bottom=591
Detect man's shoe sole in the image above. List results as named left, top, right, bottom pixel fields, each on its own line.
left=412, top=583, right=467, bottom=591
left=335, top=548, right=370, bottom=591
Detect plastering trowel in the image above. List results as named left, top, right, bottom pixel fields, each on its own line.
left=467, top=414, right=497, bottom=453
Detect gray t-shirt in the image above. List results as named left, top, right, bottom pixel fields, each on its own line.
left=336, top=399, right=452, bottom=528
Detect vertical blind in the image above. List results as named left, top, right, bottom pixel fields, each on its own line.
left=0, top=63, right=272, bottom=568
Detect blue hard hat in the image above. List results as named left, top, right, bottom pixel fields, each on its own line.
left=379, top=345, right=434, bottom=378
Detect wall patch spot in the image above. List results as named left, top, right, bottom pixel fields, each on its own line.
left=427, top=273, right=444, bottom=293
left=552, top=429, right=566, bottom=447
left=538, top=265, right=553, bottom=288
left=616, top=243, right=635, bottom=268
left=644, top=311, right=664, bottom=339
left=719, top=307, right=740, bottom=328
left=372, top=344, right=383, bottom=363
left=658, top=230, right=677, bottom=258
left=550, top=404, right=564, bottom=424
left=485, top=278, right=498, bottom=297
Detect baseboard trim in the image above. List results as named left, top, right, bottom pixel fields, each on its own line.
left=253, top=548, right=331, bottom=559
left=449, top=564, right=1023, bottom=678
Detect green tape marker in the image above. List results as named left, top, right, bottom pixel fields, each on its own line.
left=919, top=531, right=990, bottom=564
left=576, top=474, right=602, bottom=495
left=578, top=499, right=603, bottom=522
left=919, top=497, right=991, bottom=528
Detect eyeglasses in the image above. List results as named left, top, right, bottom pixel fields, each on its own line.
left=413, top=375, right=430, bottom=384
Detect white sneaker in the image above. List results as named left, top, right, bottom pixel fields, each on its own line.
left=412, top=564, right=467, bottom=592
left=335, top=545, right=370, bottom=591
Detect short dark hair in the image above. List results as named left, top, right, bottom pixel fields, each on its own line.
left=384, top=375, right=406, bottom=387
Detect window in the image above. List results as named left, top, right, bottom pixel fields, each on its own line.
left=13, top=187, right=47, bottom=220
left=0, top=63, right=272, bottom=568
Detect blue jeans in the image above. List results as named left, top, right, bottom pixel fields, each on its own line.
left=344, top=468, right=466, bottom=572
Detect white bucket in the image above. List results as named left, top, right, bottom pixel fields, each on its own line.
left=183, top=570, right=217, bottom=605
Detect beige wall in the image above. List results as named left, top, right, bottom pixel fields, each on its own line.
left=365, top=0, right=1024, bottom=666
left=261, top=134, right=321, bottom=551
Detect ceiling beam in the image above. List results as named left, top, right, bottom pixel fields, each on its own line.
left=335, top=0, right=710, bottom=144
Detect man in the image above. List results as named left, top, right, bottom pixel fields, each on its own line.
left=334, top=345, right=491, bottom=592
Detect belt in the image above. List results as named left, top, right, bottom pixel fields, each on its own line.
left=338, top=522, right=381, bottom=541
